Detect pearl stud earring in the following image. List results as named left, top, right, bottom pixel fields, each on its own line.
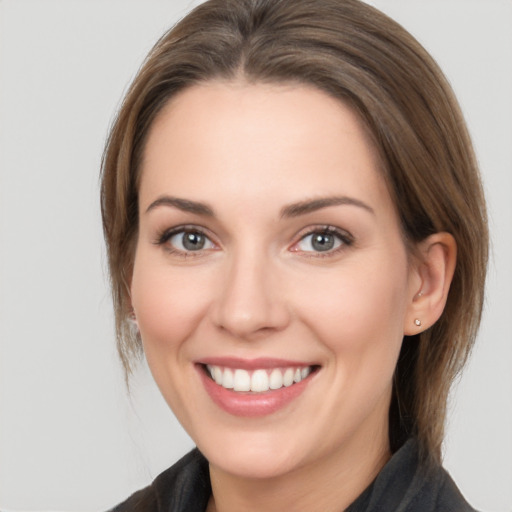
left=414, top=319, right=422, bottom=327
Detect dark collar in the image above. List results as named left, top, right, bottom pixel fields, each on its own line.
left=346, top=439, right=476, bottom=512
left=114, top=438, right=475, bottom=512
left=152, top=449, right=211, bottom=512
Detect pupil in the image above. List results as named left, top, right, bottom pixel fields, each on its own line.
left=183, top=232, right=205, bottom=251
left=312, top=233, right=334, bottom=251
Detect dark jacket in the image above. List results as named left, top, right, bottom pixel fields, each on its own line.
left=109, top=439, right=477, bottom=511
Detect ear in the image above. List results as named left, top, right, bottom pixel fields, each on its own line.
left=404, top=232, right=457, bottom=335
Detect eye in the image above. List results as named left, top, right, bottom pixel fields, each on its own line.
left=293, top=228, right=352, bottom=254
left=158, top=228, right=216, bottom=253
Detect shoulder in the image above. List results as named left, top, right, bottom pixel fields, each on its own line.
left=424, top=468, right=478, bottom=512
left=395, top=441, right=478, bottom=512
left=108, top=486, right=157, bottom=512
left=107, top=449, right=211, bottom=512
left=347, top=439, right=477, bottom=512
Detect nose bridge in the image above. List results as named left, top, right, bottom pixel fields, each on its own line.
left=212, top=242, right=289, bottom=338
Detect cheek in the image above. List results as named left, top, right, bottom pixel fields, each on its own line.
left=294, top=255, right=409, bottom=366
left=130, top=256, right=214, bottom=353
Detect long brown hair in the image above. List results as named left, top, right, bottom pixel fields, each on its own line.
left=101, top=0, right=488, bottom=464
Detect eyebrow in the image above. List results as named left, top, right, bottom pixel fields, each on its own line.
left=145, top=196, right=214, bottom=216
left=280, top=196, right=375, bottom=218
left=145, top=194, right=374, bottom=218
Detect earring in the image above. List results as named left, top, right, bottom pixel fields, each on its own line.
left=414, top=319, right=422, bottom=327
left=128, top=311, right=139, bottom=329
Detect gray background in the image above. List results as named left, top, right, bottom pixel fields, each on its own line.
left=0, top=0, right=511, bottom=510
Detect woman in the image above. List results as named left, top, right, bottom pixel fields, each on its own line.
left=101, top=0, right=488, bottom=510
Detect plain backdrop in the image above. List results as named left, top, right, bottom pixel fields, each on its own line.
left=0, top=0, right=511, bottom=510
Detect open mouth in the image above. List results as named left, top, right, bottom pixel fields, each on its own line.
left=202, top=364, right=320, bottom=393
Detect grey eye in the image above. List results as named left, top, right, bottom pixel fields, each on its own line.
left=297, top=232, right=343, bottom=252
left=169, top=231, right=214, bottom=251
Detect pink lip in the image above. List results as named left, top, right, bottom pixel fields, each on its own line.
left=195, top=358, right=318, bottom=417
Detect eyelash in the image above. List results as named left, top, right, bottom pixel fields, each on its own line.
left=291, top=226, right=354, bottom=257
left=153, top=225, right=354, bottom=258
left=154, top=225, right=216, bottom=258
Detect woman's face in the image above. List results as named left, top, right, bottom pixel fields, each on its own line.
left=131, top=82, right=421, bottom=479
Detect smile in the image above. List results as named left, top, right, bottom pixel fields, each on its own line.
left=205, top=365, right=314, bottom=393
left=197, top=360, right=320, bottom=417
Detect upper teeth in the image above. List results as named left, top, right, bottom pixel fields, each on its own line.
left=206, top=365, right=312, bottom=392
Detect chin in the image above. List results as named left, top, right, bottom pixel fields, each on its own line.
left=195, top=427, right=310, bottom=479
left=207, top=448, right=303, bottom=480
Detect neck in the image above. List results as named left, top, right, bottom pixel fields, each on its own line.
left=207, top=429, right=391, bottom=512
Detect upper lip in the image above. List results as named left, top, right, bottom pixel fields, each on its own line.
left=196, top=357, right=317, bottom=370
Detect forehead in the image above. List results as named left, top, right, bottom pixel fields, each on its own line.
left=139, top=81, right=393, bottom=218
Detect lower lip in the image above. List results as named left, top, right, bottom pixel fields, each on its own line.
left=197, top=366, right=314, bottom=417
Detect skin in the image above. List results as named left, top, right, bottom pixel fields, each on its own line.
left=130, top=81, right=456, bottom=512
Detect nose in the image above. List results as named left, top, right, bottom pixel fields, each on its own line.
left=211, top=251, right=290, bottom=340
